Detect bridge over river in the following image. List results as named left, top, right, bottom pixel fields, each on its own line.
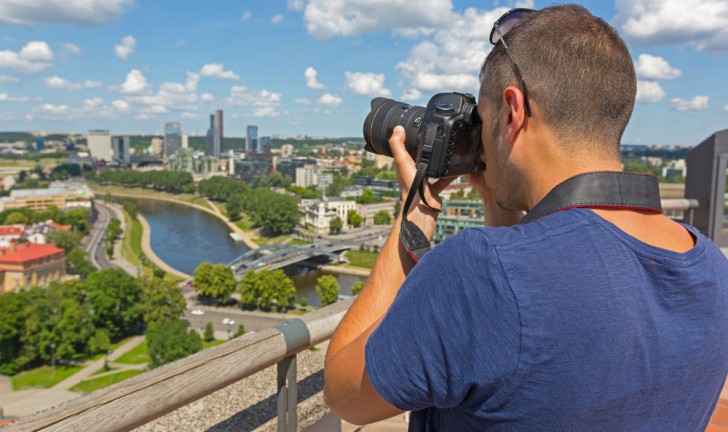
left=228, top=242, right=356, bottom=277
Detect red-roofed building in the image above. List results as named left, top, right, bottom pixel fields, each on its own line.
left=0, top=242, right=66, bottom=293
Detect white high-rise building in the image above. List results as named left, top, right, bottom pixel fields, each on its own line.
left=88, top=130, right=113, bottom=162
left=112, top=136, right=131, bottom=164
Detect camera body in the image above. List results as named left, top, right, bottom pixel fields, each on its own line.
left=363, top=92, right=484, bottom=178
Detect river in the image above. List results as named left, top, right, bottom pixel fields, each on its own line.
left=130, top=198, right=366, bottom=306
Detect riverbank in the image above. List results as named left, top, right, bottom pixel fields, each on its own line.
left=137, top=213, right=192, bottom=279
left=90, top=185, right=259, bottom=250
left=319, top=265, right=371, bottom=277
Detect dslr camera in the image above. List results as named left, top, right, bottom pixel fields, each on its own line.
left=363, top=92, right=485, bottom=178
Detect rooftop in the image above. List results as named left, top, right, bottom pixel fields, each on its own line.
left=0, top=243, right=64, bottom=265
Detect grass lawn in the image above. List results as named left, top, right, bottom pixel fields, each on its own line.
left=91, top=185, right=212, bottom=211
left=11, top=365, right=84, bottom=390
left=91, top=365, right=118, bottom=376
left=115, top=341, right=149, bottom=365
left=288, top=237, right=312, bottom=246
left=202, top=339, right=226, bottom=349
left=71, top=370, right=143, bottom=394
left=343, top=250, right=379, bottom=269
left=253, top=234, right=293, bottom=247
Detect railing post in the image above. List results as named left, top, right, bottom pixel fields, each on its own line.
left=277, top=355, right=298, bottom=432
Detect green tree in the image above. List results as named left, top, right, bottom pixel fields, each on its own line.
left=141, top=276, right=186, bottom=331
left=0, top=292, right=24, bottom=374
left=86, top=329, right=111, bottom=356
left=356, top=189, right=383, bottom=204
left=347, top=210, right=363, bottom=228
left=270, top=269, right=296, bottom=311
left=329, top=216, right=343, bottom=235
left=247, top=190, right=300, bottom=236
left=5, top=211, right=27, bottom=225
left=373, top=209, right=392, bottom=225
left=122, top=201, right=138, bottom=219
left=85, top=269, right=144, bottom=340
left=147, top=320, right=202, bottom=368
left=203, top=322, right=215, bottom=342
left=232, top=324, right=246, bottom=338
left=316, top=275, right=340, bottom=307
left=226, top=194, right=244, bottom=221
left=351, top=281, right=365, bottom=296
left=46, top=230, right=82, bottom=253
left=193, top=262, right=236, bottom=302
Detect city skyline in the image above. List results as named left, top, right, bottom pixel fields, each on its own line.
left=0, top=0, right=727, bottom=146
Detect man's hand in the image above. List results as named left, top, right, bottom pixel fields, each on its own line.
left=390, top=126, right=455, bottom=239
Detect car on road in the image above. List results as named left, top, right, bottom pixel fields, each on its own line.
left=191, top=309, right=204, bottom=315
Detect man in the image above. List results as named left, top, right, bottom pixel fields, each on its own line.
left=324, top=5, right=728, bottom=431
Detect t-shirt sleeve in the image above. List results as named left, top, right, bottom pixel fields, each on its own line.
left=365, top=228, right=521, bottom=411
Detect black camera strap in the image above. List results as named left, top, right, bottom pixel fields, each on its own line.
left=519, top=171, right=662, bottom=224
left=400, top=124, right=440, bottom=263
left=401, top=169, right=662, bottom=263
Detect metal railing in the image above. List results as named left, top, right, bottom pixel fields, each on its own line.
left=661, top=198, right=700, bottom=225
left=6, top=298, right=354, bottom=432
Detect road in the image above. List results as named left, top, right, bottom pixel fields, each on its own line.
left=84, top=203, right=114, bottom=270
left=182, top=307, right=289, bottom=336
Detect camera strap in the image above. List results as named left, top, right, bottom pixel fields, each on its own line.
left=519, top=171, right=662, bottom=224
left=400, top=123, right=441, bottom=263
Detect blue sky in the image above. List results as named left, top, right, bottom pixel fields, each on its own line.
left=0, top=0, right=727, bottom=146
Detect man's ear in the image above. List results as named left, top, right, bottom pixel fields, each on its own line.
left=502, top=85, right=527, bottom=142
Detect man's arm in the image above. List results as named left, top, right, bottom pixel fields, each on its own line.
left=324, top=126, right=454, bottom=424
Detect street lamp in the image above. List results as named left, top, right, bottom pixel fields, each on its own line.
left=50, top=343, right=56, bottom=376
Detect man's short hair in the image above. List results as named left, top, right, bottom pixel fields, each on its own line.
left=480, top=5, right=636, bottom=157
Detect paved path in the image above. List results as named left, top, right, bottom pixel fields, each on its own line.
left=93, top=202, right=138, bottom=277
left=53, top=336, right=145, bottom=391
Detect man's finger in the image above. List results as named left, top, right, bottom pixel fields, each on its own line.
left=430, top=176, right=458, bottom=195
left=389, top=126, right=415, bottom=171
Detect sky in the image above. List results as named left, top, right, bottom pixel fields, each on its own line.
left=0, top=0, right=728, bottom=146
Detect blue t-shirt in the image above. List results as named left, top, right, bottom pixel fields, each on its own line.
left=366, top=208, right=728, bottom=431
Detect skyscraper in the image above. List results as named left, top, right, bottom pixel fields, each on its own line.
left=206, top=111, right=222, bottom=157
left=164, top=121, right=182, bottom=156
left=88, top=130, right=113, bottom=161
left=112, top=136, right=131, bottom=164
left=259, top=136, right=271, bottom=153
left=246, top=125, right=258, bottom=153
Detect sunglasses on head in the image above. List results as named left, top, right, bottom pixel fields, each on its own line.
left=486, top=8, right=535, bottom=117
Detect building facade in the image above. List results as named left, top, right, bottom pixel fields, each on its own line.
left=167, top=148, right=219, bottom=175
left=0, top=183, right=94, bottom=212
left=88, top=130, right=113, bottom=162
left=246, top=125, right=258, bottom=153
left=357, top=201, right=397, bottom=226
left=301, top=198, right=358, bottom=234
left=112, top=136, right=131, bottom=164
left=432, top=199, right=484, bottom=243
left=0, top=243, right=66, bottom=293
left=164, top=122, right=182, bottom=156
left=233, top=152, right=273, bottom=184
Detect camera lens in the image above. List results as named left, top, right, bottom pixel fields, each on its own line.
left=363, top=98, right=425, bottom=160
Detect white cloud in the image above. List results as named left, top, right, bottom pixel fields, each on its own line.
left=0, top=41, right=53, bottom=73
left=396, top=7, right=507, bottom=94
left=254, top=106, right=281, bottom=117
left=240, top=11, right=252, bottom=21
left=271, top=14, right=284, bottom=24
left=200, top=63, right=240, bottom=80
left=114, top=35, right=136, bottom=60
left=228, top=86, right=281, bottom=107
left=121, top=69, right=149, bottom=94
left=112, top=99, right=129, bottom=111
left=288, top=0, right=304, bottom=11
left=345, top=71, right=391, bottom=97
left=295, top=98, right=312, bottom=105
left=634, top=54, right=681, bottom=80
left=671, top=95, right=709, bottom=111
left=615, top=0, right=728, bottom=53
left=0, top=92, right=29, bottom=102
left=175, top=39, right=187, bottom=47
left=318, top=93, right=343, bottom=106
left=84, top=79, right=102, bottom=88
left=61, top=43, right=81, bottom=55
left=83, top=97, right=103, bottom=108
left=301, top=0, right=455, bottom=40
left=724, top=105, right=728, bottom=112
left=37, top=103, right=69, bottom=114
left=0, top=75, right=20, bottom=84
left=401, top=88, right=422, bottom=101
left=304, top=66, right=325, bottom=89
left=44, top=75, right=82, bottom=90
left=636, top=80, right=666, bottom=103
left=0, top=0, right=132, bottom=26
left=200, top=92, right=215, bottom=102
